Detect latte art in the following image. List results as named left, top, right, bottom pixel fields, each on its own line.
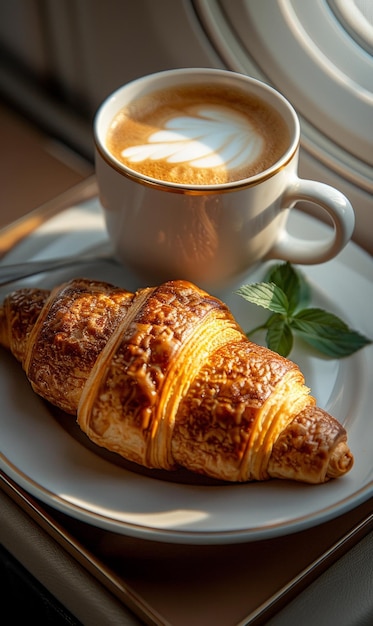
left=120, top=106, right=264, bottom=172
left=106, top=85, right=290, bottom=185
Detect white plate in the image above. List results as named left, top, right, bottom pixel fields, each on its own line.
left=1, top=199, right=372, bottom=544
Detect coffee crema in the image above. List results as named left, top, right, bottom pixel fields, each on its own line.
left=106, top=84, right=290, bottom=185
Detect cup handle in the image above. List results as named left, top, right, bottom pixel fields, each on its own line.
left=267, top=177, right=355, bottom=264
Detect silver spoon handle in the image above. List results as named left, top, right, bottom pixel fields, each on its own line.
left=0, top=244, right=115, bottom=286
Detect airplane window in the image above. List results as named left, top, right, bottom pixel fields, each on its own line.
left=193, top=0, right=373, bottom=251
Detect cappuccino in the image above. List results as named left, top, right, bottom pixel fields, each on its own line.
left=106, top=84, right=290, bottom=185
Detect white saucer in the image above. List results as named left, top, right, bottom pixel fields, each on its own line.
left=0, top=199, right=372, bottom=544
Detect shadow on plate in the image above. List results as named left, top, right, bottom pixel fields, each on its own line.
left=49, top=402, right=232, bottom=487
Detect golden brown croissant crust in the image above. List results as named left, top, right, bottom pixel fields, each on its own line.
left=0, top=277, right=353, bottom=484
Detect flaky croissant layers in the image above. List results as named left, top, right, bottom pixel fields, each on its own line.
left=0, top=278, right=353, bottom=484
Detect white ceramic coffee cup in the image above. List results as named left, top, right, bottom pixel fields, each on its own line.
left=94, top=68, right=355, bottom=292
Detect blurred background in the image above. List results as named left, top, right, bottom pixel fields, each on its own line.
left=0, top=0, right=372, bottom=252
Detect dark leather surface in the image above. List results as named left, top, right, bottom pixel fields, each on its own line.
left=0, top=490, right=144, bottom=625
left=268, top=529, right=373, bottom=626
left=0, top=544, right=82, bottom=625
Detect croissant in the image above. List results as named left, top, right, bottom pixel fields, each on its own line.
left=0, top=277, right=353, bottom=484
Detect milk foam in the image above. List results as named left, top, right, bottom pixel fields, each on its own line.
left=120, top=105, right=264, bottom=172
left=107, top=84, right=290, bottom=185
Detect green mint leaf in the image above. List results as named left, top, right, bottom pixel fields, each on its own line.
left=292, top=308, right=349, bottom=331
left=237, top=262, right=371, bottom=360
left=266, top=315, right=294, bottom=357
left=291, top=308, right=372, bottom=357
left=265, top=261, right=309, bottom=314
left=295, top=328, right=371, bottom=358
left=236, top=282, right=289, bottom=315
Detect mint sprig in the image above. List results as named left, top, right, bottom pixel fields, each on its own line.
left=237, top=262, right=371, bottom=358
